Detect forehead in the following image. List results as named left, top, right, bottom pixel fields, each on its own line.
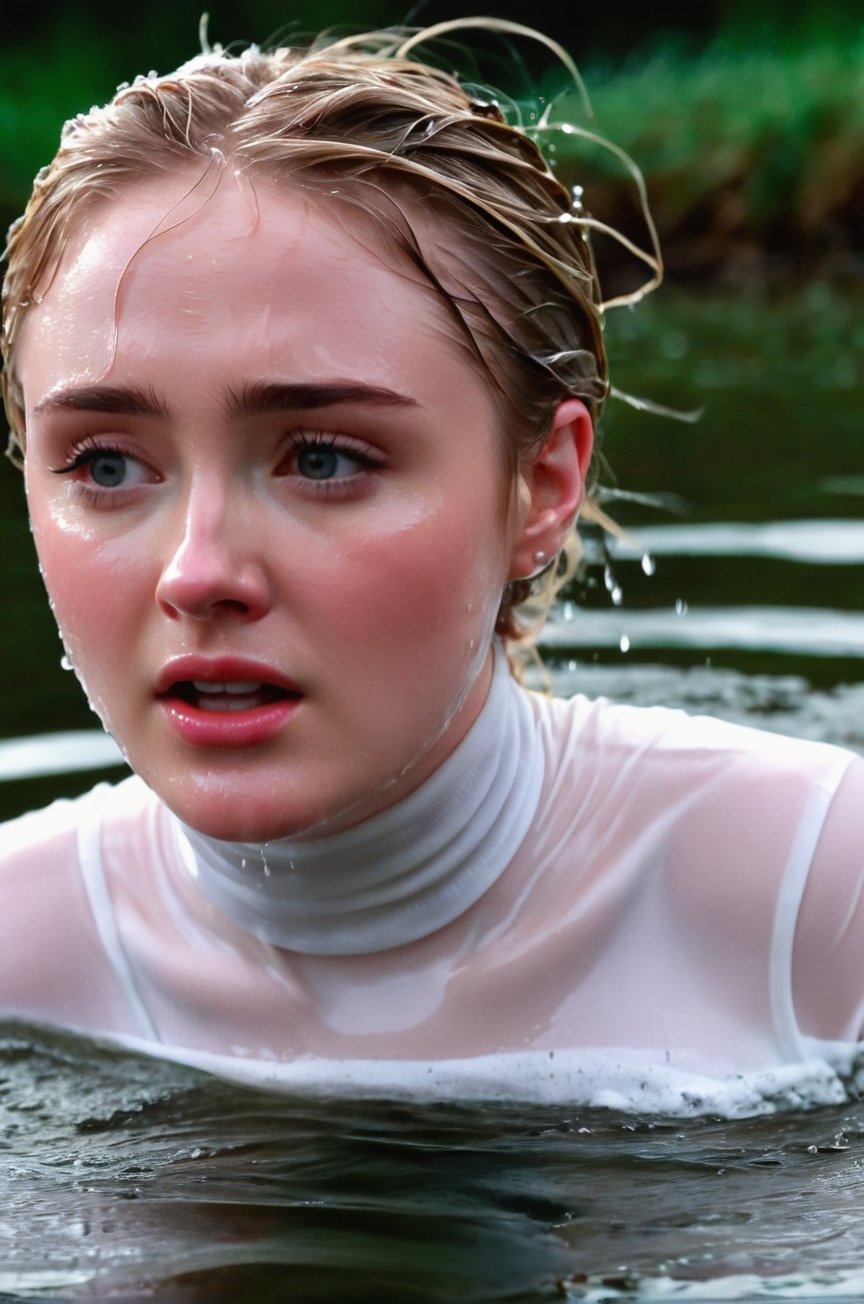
left=17, top=169, right=485, bottom=412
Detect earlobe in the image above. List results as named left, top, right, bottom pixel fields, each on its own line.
left=508, top=399, right=594, bottom=580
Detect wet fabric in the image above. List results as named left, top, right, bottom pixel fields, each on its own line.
left=1, top=656, right=862, bottom=1107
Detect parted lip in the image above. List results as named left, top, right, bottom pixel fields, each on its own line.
left=155, top=656, right=303, bottom=697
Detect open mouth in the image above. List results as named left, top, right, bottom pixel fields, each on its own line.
left=167, top=680, right=302, bottom=713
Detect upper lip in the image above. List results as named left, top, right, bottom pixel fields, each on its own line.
left=155, top=656, right=303, bottom=697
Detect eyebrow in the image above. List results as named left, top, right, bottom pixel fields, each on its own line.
left=33, top=384, right=170, bottom=420
left=223, top=381, right=420, bottom=420
left=32, top=380, right=420, bottom=422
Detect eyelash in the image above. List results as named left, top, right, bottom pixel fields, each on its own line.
left=277, top=431, right=383, bottom=496
left=50, top=437, right=149, bottom=505
left=52, top=437, right=130, bottom=472
left=49, top=430, right=384, bottom=503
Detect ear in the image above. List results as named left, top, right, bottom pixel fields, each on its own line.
left=508, top=399, right=594, bottom=580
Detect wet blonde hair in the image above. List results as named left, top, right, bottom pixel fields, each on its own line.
left=1, top=18, right=659, bottom=656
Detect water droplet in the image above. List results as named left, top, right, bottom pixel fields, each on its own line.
left=640, top=553, right=656, bottom=577
left=603, top=563, right=622, bottom=605
left=465, top=602, right=474, bottom=615
left=567, top=659, right=578, bottom=672
left=60, top=654, right=74, bottom=672
left=674, top=598, right=689, bottom=616
left=563, top=601, right=575, bottom=622
left=619, top=634, right=631, bottom=654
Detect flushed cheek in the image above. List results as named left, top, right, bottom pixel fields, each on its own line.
left=30, top=523, right=151, bottom=709
left=313, top=518, right=505, bottom=662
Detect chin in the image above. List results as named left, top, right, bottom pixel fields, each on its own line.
left=158, top=784, right=358, bottom=845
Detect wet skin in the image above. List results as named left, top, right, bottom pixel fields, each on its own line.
left=19, top=172, right=590, bottom=842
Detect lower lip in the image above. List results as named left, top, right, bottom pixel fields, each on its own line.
left=159, top=697, right=301, bottom=747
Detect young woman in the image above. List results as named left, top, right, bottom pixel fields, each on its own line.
left=1, top=21, right=862, bottom=1112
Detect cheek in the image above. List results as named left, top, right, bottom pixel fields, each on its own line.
left=308, top=505, right=509, bottom=658
left=28, top=506, right=144, bottom=673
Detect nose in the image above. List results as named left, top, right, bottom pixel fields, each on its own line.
left=155, top=483, right=271, bottom=622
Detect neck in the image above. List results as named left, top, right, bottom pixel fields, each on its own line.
left=173, top=647, right=543, bottom=955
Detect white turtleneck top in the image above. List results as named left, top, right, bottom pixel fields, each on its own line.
left=2, top=652, right=864, bottom=1116
left=176, top=647, right=543, bottom=956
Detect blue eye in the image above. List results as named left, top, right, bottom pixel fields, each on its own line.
left=51, top=442, right=153, bottom=493
left=286, top=438, right=375, bottom=483
left=296, top=446, right=343, bottom=480
left=88, top=451, right=130, bottom=487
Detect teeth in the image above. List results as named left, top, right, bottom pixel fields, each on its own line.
left=199, top=694, right=261, bottom=712
left=192, top=680, right=262, bottom=694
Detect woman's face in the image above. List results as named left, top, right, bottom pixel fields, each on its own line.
left=19, top=173, right=528, bottom=841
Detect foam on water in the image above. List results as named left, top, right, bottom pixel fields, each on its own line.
left=111, top=1037, right=864, bottom=1121
left=565, top=1271, right=864, bottom=1301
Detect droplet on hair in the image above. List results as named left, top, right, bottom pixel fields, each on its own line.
left=640, top=553, right=656, bottom=577
left=675, top=598, right=689, bottom=616
left=619, top=634, right=631, bottom=654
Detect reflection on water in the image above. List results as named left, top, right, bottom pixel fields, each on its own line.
left=1, top=1026, right=864, bottom=1304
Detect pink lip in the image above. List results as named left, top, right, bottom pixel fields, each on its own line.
left=156, top=656, right=303, bottom=748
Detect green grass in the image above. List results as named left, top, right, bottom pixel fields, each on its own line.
left=542, top=30, right=864, bottom=279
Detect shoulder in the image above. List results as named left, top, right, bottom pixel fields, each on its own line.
left=0, top=773, right=152, bottom=863
left=523, top=688, right=861, bottom=960
left=0, top=776, right=156, bottom=1031
left=527, top=687, right=856, bottom=800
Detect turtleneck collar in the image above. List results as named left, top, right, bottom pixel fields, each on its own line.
left=172, top=646, right=544, bottom=956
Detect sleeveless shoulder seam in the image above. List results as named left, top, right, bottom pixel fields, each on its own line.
left=76, top=785, right=161, bottom=1043
left=769, top=749, right=858, bottom=1060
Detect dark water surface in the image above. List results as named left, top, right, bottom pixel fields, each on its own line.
left=1, top=284, right=863, bottom=1300
left=1, top=1026, right=864, bottom=1304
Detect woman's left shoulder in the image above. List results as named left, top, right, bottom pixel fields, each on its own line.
left=529, top=686, right=857, bottom=795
